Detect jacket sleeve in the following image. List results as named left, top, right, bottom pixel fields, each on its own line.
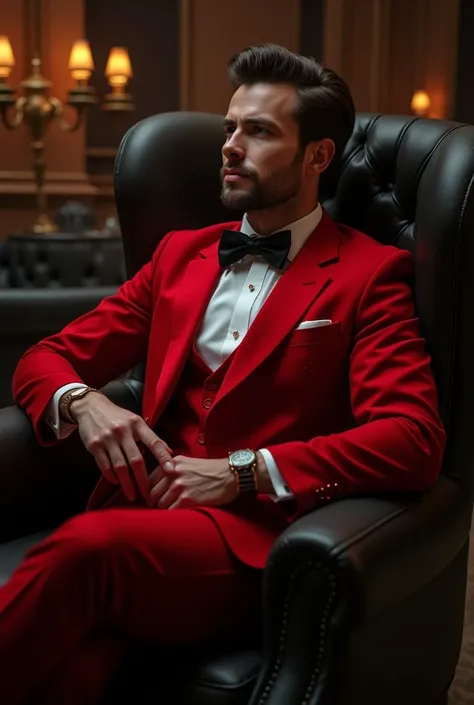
left=265, top=249, right=446, bottom=516
left=12, top=232, right=174, bottom=444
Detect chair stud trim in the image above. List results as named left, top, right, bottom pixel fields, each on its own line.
left=257, top=560, right=337, bottom=704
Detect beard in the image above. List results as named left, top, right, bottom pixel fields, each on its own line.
left=220, top=150, right=303, bottom=212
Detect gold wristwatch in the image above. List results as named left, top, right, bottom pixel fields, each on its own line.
left=59, top=386, right=101, bottom=424
left=228, top=449, right=259, bottom=493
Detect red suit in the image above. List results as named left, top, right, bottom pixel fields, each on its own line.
left=4, top=213, right=445, bottom=703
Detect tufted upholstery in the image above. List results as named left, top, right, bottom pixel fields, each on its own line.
left=4, top=233, right=125, bottom=288
left=0, top=112, right=473, bottom=705
left=321, top=114, right=474, bottom=492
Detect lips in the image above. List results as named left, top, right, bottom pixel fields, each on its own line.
left=223, top=168, right=250, bottom=183
left=224, top=174, right=248, bottom=182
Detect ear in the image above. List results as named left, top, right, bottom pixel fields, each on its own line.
left=306, top=138, right=336, bottom=175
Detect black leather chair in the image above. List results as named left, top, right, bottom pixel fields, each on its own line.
left=0, top=111, right=473, bottom=705
left=0, top=232, right=123, bottom=408
left=0, top=286, right=118, bottom=408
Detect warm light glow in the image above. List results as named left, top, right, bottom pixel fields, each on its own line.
left=0, top=35, right=15, bottom=79
left=69, top=40, right=94, bottom=82
left=411, top=90, right=431, bottom=117
left=105, top=47, right=132, bottom=87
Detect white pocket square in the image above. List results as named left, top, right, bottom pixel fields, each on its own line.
left=295, top=319, right=333, bottom=330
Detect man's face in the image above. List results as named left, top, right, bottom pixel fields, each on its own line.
left=220, top=83, right=305, bottom=212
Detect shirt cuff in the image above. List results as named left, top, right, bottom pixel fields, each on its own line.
left=46, top=383, right=87, bottom=440
left=259, top=448, right=294, bottom=502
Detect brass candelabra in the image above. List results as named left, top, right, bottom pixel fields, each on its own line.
left=0, top=18, right=133, bottom=234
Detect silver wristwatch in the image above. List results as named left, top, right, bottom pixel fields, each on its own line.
left=228, top=449, right=259, bottom=493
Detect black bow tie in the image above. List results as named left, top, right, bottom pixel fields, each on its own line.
left=218, top=229, right=291, bottom=271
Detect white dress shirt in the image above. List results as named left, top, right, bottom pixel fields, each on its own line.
left=47, top=204, right=323, bottom=500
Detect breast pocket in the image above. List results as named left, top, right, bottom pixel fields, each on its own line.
left=285, top=321, right=342, bottom=347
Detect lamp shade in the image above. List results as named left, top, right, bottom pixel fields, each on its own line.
left=69, top=40, right=94, bottom=82
left=0, top=35, right=15, bottom=79
left=105, top=47, right=132, bottom=87
left=411, top=90, right=431, bottom=117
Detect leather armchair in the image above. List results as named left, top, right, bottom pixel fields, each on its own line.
left=0, top=112, right=473, bottom=705
left=0, top=287, right=118, bottom=408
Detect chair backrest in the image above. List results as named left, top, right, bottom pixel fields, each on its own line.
left=114, top=111, right=474, bottom=491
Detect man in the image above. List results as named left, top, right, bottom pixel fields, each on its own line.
left=4, top=44, right=445, bottom=704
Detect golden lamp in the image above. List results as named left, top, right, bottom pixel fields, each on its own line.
left=104, top=47, right=134, bottom=111
left=0, top=4, right=134, bottom=234
left=411, top=90, right=431, bottom=118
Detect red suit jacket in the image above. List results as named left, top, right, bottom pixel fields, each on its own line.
left=12, top=212, right=446, bottom=568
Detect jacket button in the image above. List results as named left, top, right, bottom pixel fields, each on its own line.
left=197, top=433, right=205, bottom=445
left=203, top=398, right=213, bottom=409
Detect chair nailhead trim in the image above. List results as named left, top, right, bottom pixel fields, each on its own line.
left=257, top=560, right=337, bottom=705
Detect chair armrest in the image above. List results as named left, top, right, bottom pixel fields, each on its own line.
left=250, top=476, right=471, bottom=705
left=0, top=378, right=144, bottom=542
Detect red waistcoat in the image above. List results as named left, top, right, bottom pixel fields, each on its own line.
left=157, top=343, right=234, bottom=458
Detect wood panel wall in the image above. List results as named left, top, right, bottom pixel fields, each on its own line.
left=179, top=0, right=300, bottom=114
left=454, top=0, right=474, bottom=123
left=0, top=0, right=464, bottom=239
left=323, top=0, right=460, bottom=118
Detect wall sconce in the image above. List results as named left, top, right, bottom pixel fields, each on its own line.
left=0, top=17, right=134, bottom=234
left=411, top=90, right=431, bottom=118
left=104, top=47, right=134, bottom=111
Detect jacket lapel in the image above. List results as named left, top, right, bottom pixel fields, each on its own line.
left=149, top=242, right=221, bottom=424
left=214, top=212, right=341, bottom=406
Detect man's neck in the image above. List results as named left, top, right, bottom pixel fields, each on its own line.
left=246, top=201, right=319, bottom=237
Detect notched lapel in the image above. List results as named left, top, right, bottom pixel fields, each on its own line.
left=214, top=213, right=341, bottom=405
left=150, top=243, right=221, bottom=424
left=170, top=244, right=221, bottom=344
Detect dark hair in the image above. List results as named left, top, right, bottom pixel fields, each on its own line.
left=228, top=44, right=355, bottom=161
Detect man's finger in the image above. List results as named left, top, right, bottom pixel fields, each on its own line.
left=148, top=465, right=165, bottom=488
left=106, top=443, right=136, bottom=502
left=92, top=448, right=119, bottom=485
left=149, top=475, right=169, bottom=505
left=121, top=434, right=150, bottom=501
left=155, top=480, right=181, bottom=509
left=138, top=426, right=174, bottom=472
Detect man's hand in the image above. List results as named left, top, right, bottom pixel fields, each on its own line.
left=148, top=456, right=238, bottom=509
left=69, top=391, right=174, bottom=503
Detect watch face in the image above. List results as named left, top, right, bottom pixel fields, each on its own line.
left=230, top=449, right=255, bottom=468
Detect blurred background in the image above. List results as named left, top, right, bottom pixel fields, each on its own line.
left=0, top=0, right=469, bottom=239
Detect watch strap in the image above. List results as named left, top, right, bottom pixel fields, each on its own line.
left=59, top=387, right=100, bottom=424
left=229, top=452, right=259, bottom=493
left=236, top=465, right=259, bottom=492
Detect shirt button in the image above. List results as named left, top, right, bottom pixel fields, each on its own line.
left=232, top=330, right=240, bottom=340
left=197, top=433, right=205, bottom=445
left=249, top=284, right=255, bottom=292
left=203, top=398, right=213, bottom=409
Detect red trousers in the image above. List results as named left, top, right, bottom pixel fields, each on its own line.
left=0, top=507, right=262, bottom=705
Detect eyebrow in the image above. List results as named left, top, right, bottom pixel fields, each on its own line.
left=223, top=116, right=281, bottom=131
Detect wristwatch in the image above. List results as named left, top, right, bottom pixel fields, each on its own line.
left=228, top=449, right=259, bottom=493
left=59, top=386, right=101, bottom=424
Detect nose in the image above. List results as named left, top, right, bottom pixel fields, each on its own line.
left=222, top=131, right=245, bottom=163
